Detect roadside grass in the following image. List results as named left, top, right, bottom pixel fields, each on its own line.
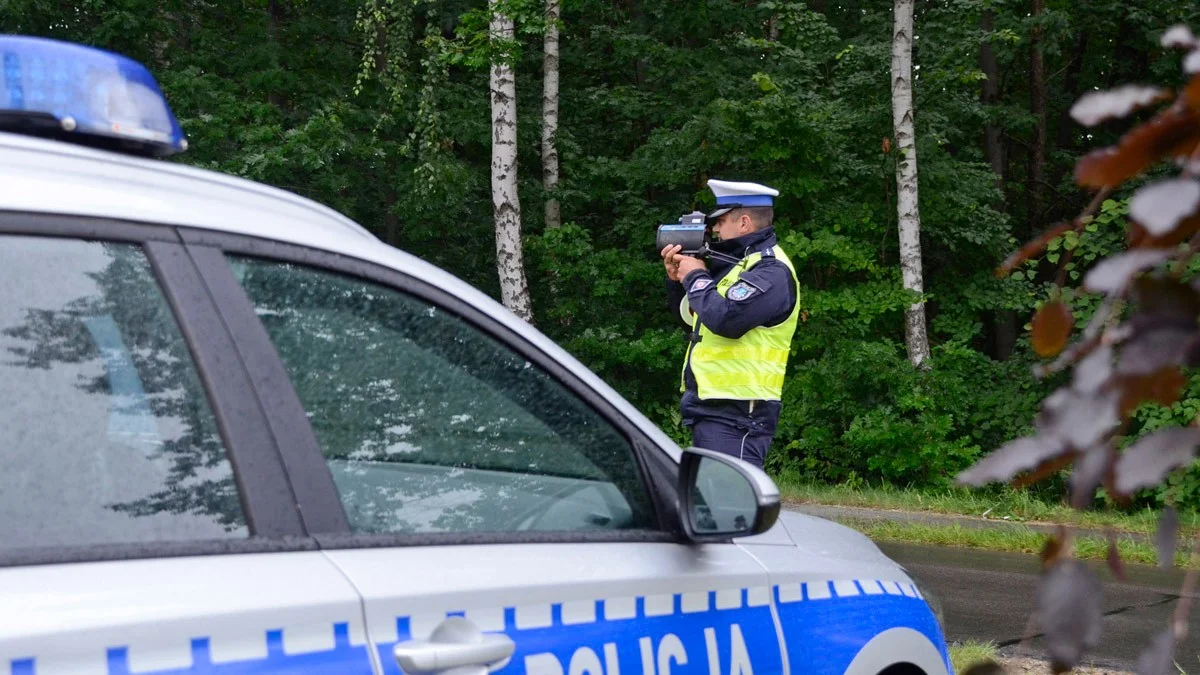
left=774, top=476, right=1200, bottom=539
left=837, top=518, right=1195, bottom=567
left=948, top=640, right=998, bottom=673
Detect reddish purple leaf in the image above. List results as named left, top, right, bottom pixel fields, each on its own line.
left=1135, top=628, right=1175, bottom=675
left=1130, top=210, right=1200, bottom=247
left=1130, top=178, right=1200, bottom=236
left=1038, top=560, right=1103, bottom=672
left=1075, top=107, right=1200, bottom=189
left=1132, top=279, right=1200, bottom=324
left=1186, top=336, right=1200, bottom=367
left=1156, top=506, right=1179, bottom=568
left=1042, top=389, right=1120, bottom=451
left=1071, top=86, right=1170, bottom=127
left=1042, top=528, right=1068, bottom=567
left=1072, top=344, right=1113, bottom=393
left=1116, top=327, right=1194, bottom=375
left=1041, top=387, right=1072, bottom=414
left=998, top=221, right=1074, bottom=276
left=956, top=435, right=1066, bottom=486
left=1016, top=454, right=1079, bottom=490
left=1185, top=73, right=1200, bottom=109
left=1032, top=302, right=1074, bottom=357
left=1120, top=368, right=1188, bottom=416
left=1083, top=251, right=1170, bottom=294
left=1162, top=25, right=1198, bottom=49
left=1071, top=444, right=1112, bottom=508
left=1114, top=427, right=1200, bottom=494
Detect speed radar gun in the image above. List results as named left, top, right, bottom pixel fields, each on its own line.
left=656, top=211, right=709, bottom=256
left=656, top=211, right=742, bottom=264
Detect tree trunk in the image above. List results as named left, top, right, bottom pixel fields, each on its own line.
left=891, top=0, right=931, bottom=369
left=266, top=0, right=286, bottom=108
left=1028, top=0, right=1046, bottom=232
left=1056, top=31, right=1088, bottom=150
left=981, top=9, right=1015, bottom=360
left=1047, top=27, right=1089, bottom=221
left=490, top=2, right=535, bottom=322
left=542, top=0, right=561, bottom=230
left=383, top=190, right=400, bottom=246
left=980, top=9, right=1004, bottom=190
left=1109, top=13, right=1133, bottom=88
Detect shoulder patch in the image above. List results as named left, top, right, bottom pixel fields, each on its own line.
left=727, top=280, right=761, bottom=301
left=690, top=277, right=713, bottom=293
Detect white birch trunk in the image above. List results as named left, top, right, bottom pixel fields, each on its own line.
left=542, top=0, right=561, bottom=229
left=490, top=3, right=534, bottom=322
left=891, top=0, right=931, bottom=368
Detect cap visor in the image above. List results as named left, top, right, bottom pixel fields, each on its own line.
left=706, top=206, right=734, bottom=222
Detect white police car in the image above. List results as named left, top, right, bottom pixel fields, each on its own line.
left=0, top=36, right=951, bottom=675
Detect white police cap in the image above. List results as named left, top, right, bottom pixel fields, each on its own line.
left=706, top=179, right=780, bottom=221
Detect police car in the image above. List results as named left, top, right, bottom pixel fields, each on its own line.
left=0, top=36, right=951, bottom=675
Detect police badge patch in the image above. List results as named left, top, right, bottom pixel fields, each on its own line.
left=690, top=278, right=713, bottom=293
left=727, top=281, right=760, bottom=301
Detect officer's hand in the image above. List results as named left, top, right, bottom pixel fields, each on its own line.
left=661, top=244, right=684, bottom=281
left=676, top=254, right=707, bottom=279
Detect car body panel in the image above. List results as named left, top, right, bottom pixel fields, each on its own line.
left=0, top=553, right=375, bottom=674
left=743, top=512, right=952, bottom=674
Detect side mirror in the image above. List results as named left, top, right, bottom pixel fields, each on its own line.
left=678, top=447, right=781, bottom=541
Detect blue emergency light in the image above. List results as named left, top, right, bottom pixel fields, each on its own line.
left=0, top=35, right=186, bottom=157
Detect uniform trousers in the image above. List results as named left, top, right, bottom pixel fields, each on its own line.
left=681, top=392, right=781, bottom=469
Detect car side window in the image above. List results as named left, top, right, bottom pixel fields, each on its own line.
left=0, top=236, right=248, bottom=550
left=227, top=256, right=656, bottom=535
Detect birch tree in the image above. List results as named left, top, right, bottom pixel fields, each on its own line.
left=489, top=0, right=535, bottom=322
left=542, top=0, right=561, bottom=230
left=891, top=0, right=931, bottom=368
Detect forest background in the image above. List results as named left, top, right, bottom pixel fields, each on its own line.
left=11, top=0, right=1200, bottom=510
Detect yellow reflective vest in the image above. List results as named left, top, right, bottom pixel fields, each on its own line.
left=680, top=246, right=800, bottom=401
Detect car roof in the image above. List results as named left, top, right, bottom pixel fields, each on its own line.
left=0, top=131, right=683, bottom=460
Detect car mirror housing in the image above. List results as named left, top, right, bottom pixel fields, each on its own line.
left=678, top=447, right=781, bottom=542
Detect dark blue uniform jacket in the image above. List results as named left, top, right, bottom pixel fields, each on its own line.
left=666, top=227, right=797, bottom=431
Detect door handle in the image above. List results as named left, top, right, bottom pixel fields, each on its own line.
left=394, top=616, right=515, bottom=675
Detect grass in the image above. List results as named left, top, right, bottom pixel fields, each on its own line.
left=774, top=476, right=1200, bottom=539
left=948, top=640, right=999, bottom=673
left=838, top=518, right=1194, bottom=567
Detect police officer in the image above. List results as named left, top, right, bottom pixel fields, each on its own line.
left=661, top=179, right=800, bottom=469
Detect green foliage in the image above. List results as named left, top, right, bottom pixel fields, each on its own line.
left=1126, top=374, right=1200, bottom=510
left=13, top=0, right=1200, bottom=514
left=769, top=339, right=1041, bottom=488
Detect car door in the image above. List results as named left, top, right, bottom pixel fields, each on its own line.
left=0, top=217, right=376, bottom=675
left=186, top=231, right=790, bottom=675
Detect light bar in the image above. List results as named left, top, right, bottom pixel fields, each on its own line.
left=0, top=35, right=186, bottom=157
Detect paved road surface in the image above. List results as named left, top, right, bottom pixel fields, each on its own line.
left=877, top=542, right=1199, bottom=669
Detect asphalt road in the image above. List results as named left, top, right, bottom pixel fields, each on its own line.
left=878, top=542, right=1200, bottom=670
